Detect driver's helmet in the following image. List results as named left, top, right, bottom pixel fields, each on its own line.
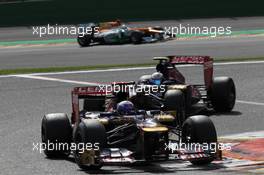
left=116, top=101, right=135, bottom=115
left=150, top=72, right=164, bottom=85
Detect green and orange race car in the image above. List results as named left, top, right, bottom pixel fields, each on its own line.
left=77, top=20, right=173, bottom=47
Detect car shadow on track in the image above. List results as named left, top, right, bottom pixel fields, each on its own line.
left=213, top=111, right=242, bottom=117
left=45, top=155, right=76, bottom=163
left=201, top=110, right=242, bottom=117
left=45, top=153, right=225, bottom=174
left=79, top=161, right=223, bottom=174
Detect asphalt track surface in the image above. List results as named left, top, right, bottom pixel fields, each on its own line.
left=0, top=36, right=264, bottom=69
left=1, top=61, right=264, bottom=175
left=0, top=17, right=264, bottom=69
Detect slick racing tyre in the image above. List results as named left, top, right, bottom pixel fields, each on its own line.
left=131, top=31, right=143, bottom=44
left=210, top=77, right=236, bottom=112
left=164, top=89, right=185, bottom=111
left=182, top=115, right=217, bottom=165
left=41, top=113, right=72, bottom=158
left=73, top=119, right=106, bottom=170
left=77, top=34, right=92, bottom=47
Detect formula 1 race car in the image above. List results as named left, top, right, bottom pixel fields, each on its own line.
left=108, top=55, right=236, bottom=116
left=77, top=20, right=172, bottom=47
left=41, top=86, right=222, bottom=170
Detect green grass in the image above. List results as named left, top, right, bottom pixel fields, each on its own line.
left=0, top=39, right=76, bottom=46
left=1, top=57, right=264, bottom=76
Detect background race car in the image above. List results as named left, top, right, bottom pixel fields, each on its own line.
left=108, top=56, right=236, bottom=116
left=77, top=20, right=173, bottom=47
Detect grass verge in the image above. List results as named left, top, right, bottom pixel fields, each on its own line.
left=1, top=57, right=264, bottom=76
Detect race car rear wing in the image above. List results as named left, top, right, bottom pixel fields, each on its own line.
left=167, top=55, right=213, bottom=65
left=154, top=56, right=213, bottom=89
left=72, top=86, right=109, bottom=97
left=71, top=83, right=133, bottom=123
left=71, top=86, right=110, bottom=123
left=169, top=55, right=213, bottom=89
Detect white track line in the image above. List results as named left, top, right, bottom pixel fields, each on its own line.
left=1, top=60, right=264, bottom=78
left=216, top=60, right=264, bottom=66
left=20, top=66, right=155, bottom=76
left=15, top=74, right=103, bottom=86
left=0, top=75, right=14, bottom=78
left=236, top=100, right=264, bottom=106
left=0, top=67, right=155, bottom=78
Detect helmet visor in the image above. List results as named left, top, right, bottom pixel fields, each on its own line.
left=152, top=79, right=161, bottom=85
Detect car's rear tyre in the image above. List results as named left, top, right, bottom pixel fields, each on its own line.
left=182, top=115, right=217, bottom=165
left=164, top=89, right=185, bottom=111
left=164, top=90, right=185, bottom=124
left=41, top=113, right=72, bottom=158
left=77, top=35, right=92, bottom=47
left=73, top=119, right=106, bottom=170
left=131, top=32, right=143, bottom=44
left=210, top=77, right=236, bottom=112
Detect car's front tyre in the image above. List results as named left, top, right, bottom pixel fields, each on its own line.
left=73, top=119, right=106, bottom=170
left=41, top=113, right=72, bottom=158
left=182, top=115, right=217, bottom=165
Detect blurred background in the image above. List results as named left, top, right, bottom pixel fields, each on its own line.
left=0, top=0, right=264, bottom=27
